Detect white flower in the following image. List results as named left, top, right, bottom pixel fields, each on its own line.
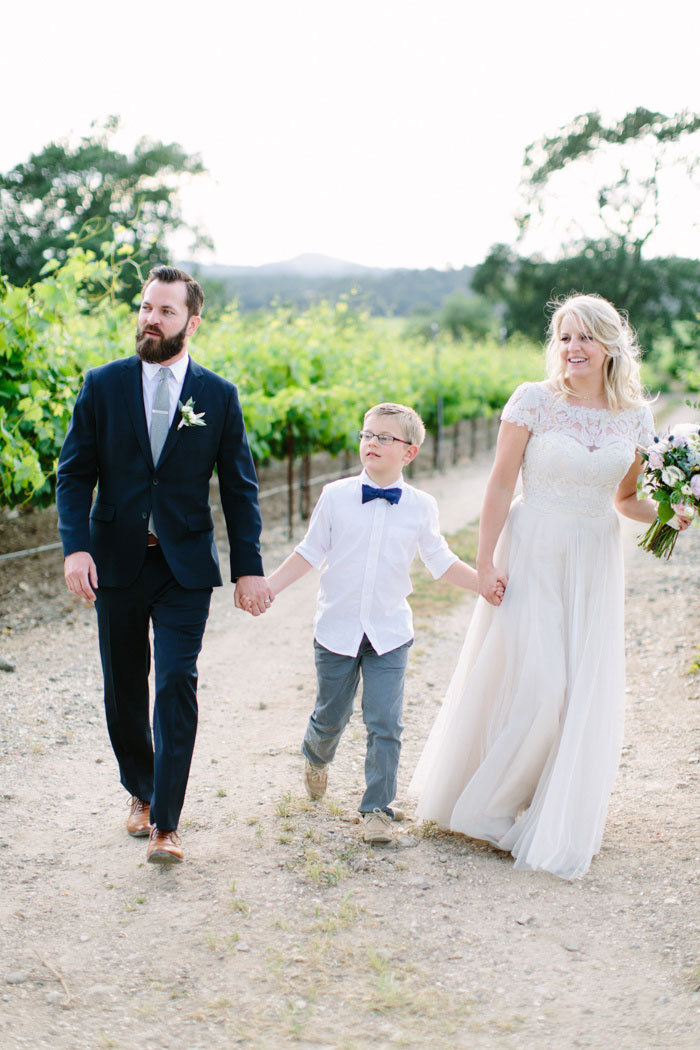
left=178, top=398, right=206, bottom=429
left=661, top=465, right=685, bottom=486
left=669, top=423, right=700, bottom=443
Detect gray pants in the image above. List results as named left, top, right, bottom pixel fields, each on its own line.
left=302, top=635, right=412, bottom=813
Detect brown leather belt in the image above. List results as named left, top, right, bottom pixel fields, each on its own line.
left=146, top=533, right=160, bottom=548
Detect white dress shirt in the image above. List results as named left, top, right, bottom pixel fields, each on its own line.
left=141, top=353, right=190, bottom=434
left=295, top=469, right=457, bottom=656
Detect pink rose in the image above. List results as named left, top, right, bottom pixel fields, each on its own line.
left=648, top=450, right=664, bottom=470
left=674, top=503, right=695, bottom=519
left=691, top=474, right=700, bottom=499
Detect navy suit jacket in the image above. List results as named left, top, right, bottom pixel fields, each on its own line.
left=56, top=355, right=264, bottom=589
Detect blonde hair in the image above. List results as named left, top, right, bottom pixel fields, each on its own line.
left=364, top=402, right=426, bottom=447
left=545, top=293, right=645, bottom=411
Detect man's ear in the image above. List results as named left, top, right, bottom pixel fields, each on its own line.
left=187, top=314, right=202, bottom=337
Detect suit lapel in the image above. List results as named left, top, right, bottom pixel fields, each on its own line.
left=156, top=358, right=205, bottom=468
left=119, top=357, right=153, bottom=465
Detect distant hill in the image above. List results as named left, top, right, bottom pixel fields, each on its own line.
left=181, top=254, right=476, bottom=316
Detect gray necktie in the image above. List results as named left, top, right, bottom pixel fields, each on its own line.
left=150, top=366, right=171, bottom=466
left=148, top=367, right=171, bottom=538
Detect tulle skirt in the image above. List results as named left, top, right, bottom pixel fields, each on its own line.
left=409, top=497, right=626, bottom=880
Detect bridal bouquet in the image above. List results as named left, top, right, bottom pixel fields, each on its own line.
left=638, top=422, right=700, bottom=558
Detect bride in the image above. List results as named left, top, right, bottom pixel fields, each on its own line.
left=410, top=293, right=690, bottom=879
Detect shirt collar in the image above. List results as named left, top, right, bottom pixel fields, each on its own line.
left=142, top=353, right=190, bottom=383
left=359, top=468, right=404, bottom=489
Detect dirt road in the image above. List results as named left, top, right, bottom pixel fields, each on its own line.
left=1, top=448, right=699, bottom=1050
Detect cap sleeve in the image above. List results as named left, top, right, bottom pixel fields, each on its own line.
left=501, top=382, right=548, bottom=434
left=634, top=404, right=655, bottom=450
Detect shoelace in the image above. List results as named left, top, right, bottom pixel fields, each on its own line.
left=150, top=828, right=181, bottom=845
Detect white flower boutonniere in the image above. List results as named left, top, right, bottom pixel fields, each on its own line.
left=177, top=397, right=206, bottom=430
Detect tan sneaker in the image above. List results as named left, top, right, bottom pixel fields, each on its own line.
left=304, top=759, right=328, bottom=800
left=362, top=808, right=394, bottom=844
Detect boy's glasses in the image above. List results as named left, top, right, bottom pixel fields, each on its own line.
left=357, top=430, right=411, bottom=446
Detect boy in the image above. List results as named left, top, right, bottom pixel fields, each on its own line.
left=255, top=403, right=503, bottom=843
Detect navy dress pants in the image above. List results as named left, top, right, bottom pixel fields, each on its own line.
left=95, top=546, right=212, bottom=831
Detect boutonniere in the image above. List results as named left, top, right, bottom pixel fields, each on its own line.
left=177, top=397, right=206, bottom=429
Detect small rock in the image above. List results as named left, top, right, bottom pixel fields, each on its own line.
left=86, top=984, right=114, bottom=1002
left=516, top=914, right=533, bottom=926
left=0, top=656, right=16, bottom=672
left=563, top=942, right=580, bottom=953
left=6, top=972, right=30, bottom=985
left=45, top=990, right=65, bottom=1005
left=235, top=942, right=251, bottom=952
left=408, top=875, right=431, bottom=889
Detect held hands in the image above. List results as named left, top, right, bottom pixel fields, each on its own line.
left=64, top=551, right=98, bottom=602
left=478, top=564, right=507, bottom=607
left=235, top=575, right=275, bottom=616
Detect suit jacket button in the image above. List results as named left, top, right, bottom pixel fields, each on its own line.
left=141, top=512, right=148, bottom=519
left=153, top=478, right=159, bottom=485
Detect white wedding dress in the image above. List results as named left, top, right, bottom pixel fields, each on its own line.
left=410, top=382, right=654, bottom=879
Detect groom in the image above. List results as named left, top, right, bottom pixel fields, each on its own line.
left=57, top=265, right=273, bottom=864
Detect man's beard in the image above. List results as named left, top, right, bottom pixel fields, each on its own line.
left=135, top=322, right=188, bottom=363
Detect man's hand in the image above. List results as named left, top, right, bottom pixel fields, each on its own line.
left=64, top=551, right=98, bottom=602
left=234, top=575, right=274, bottom=616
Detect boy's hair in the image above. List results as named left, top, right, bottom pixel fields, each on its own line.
left=364, top=403, right=426, bottom=447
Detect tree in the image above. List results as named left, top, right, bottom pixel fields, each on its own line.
left=517, top=107, right=700, bottom=251
left=472, top=240, right=700, bottom=352
left=473, top=108, right=700, bottom=355
left=0, top=116, right=212, bottom=302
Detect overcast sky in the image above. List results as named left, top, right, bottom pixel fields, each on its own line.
left=4, top=0, right=699, bottom=269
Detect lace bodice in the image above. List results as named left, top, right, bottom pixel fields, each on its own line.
left=502, top=383, right=655, bottom=516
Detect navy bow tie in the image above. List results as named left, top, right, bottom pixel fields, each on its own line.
left=362, top=484, right=402, bottom=506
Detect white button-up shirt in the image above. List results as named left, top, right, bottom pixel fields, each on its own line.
left=295, top=469, right=457, bottom=656
left=141, top=353, right=190, bottom=433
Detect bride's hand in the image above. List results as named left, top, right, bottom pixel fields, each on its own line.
left=478, top=565, right=507, bottom=606
left=671, top=507, right=694, bottom=531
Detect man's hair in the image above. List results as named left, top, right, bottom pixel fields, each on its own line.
left=141, top=265, right=204, bottom=318
left=364, top=402, right=426, bottom=447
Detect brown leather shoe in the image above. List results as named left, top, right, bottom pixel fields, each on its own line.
left=126, top=796, right=152, bottom=837
left=146, top=826, right=183, bottom=865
